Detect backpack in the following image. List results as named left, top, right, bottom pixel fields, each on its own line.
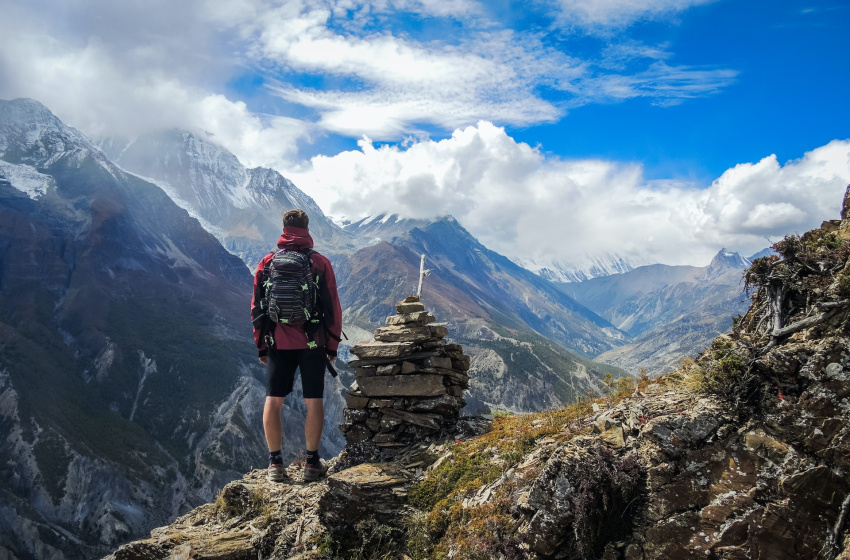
left=262, top=248, right=320, bottom=331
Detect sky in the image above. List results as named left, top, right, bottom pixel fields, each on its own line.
left=1, top=0, right=849, bottom=267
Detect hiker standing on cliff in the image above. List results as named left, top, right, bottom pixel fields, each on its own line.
left=251, top=209, right=343, bottom=482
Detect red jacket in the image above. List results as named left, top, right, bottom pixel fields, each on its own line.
left=252, top=226, right=342, bottom=356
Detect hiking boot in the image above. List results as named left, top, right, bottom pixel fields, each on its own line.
left=268, top=463, right=286, bottom=482
left=303, top=459, right=327, bottom=482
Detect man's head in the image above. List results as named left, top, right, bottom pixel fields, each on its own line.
left=283, top=209, right=309, bottom=229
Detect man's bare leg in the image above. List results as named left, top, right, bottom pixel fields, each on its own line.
left=263, top=396, right=285, bottom=452
left=304, top=398, right=324, bottom=452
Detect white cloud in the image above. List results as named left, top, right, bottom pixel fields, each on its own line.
left=0, top=0, right=738, bottom=151
left=333, top=0, right=483, bottom=19
left=292, top=124, right=850, bottom=266
left=256, top=8, right=580, bottom=136
left=577, top=62, right=738, bottom=106
left=0, top=9, right=310, bottom=169
left=246, top=1, right=733, bottom=137
left=549, top=0, right=717, bottom=28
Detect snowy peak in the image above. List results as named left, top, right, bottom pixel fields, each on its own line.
left=705, top=248, right=750, bottom=278
left=0, top=98, right=98, bottom=164
left=341, top=213, right=448, bottom=241
left=512, top=253, right=639, bottom=283
left=98, top=128, right=353, bottom=265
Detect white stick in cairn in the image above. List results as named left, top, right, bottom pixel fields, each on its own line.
left=416, top=254, right=431, bottom=297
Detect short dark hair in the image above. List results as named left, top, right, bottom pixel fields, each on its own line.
left=283, top=209, right=309, bottom=229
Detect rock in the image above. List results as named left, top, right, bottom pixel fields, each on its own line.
left=355, top=367, right=378, bottom=378
left=400, top=361, right=417, bottom=374
left=391, top=311, right=431, bottom=324
left=348, top=349, right=442, bottom=367
left=643, top=403, right=722, bottom=457
left=825, top=362, right=847, bottom=380
left=451, top=355, right=470, bottom=371
left=430, top=325, right=449, bottom=338
left=423, top=356, right=452, bottom=369
left=344, top=395, right=370, bottom=409
left=380, top=416, right=403, bottom=431
left=344, top=409, right=368, bottom=423
left=376, top=364, right=401, bottom=375
left=380, top=408, right=441, bottom=430
left=594, top=415, right=619, bottom=433
left=357, top=374, right=447, bottom=398
left=406, top=394, right=464, bottom=415
left=344, top=424, right=373, bottom=444
left=349, top=341, right=415, bottom=359
left=385, top=311, right=435, bottom=326
left=396, top=302, right=426, bottom=314
left=373, top=325, right=436, bottom=343
left=322, top=463, right=410, bottom=522
left=367, top=399, right=394, bottom=408
left=600, top=425, right=625, bottom=448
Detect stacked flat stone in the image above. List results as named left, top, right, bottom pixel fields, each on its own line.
left=341, top=295, right=471, bottom=448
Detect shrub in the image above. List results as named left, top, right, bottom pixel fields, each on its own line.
left=572, top=448, right=644, bottom=559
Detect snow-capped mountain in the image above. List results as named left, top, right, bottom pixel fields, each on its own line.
left=340, top=212, right=438, bottom=241
left=511, top=252, right=640, bottom=283
left=0, top=99, right=337, bottom=560
left=99, top=130, right=358, bottom=268
left=705, top=247, right=751, bottom=278
left=347, top=216, right=640, bottom=284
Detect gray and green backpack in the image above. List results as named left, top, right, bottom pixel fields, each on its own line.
left=262, top=248, right=321, bottom=332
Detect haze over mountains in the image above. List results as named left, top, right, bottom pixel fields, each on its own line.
left=564, top=248, right=760, bottom=373
left=0, top=98, right=761, bottom=560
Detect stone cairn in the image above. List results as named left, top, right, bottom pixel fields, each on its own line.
left=341, top=295, right=470, bottom=449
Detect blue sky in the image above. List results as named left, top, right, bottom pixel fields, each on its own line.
left=1, top=0, right=849, bottom=266
left=219, top=0, right=848, bottom=181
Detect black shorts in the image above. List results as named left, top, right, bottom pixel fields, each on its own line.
left=266, top=346, right=327, bottom=399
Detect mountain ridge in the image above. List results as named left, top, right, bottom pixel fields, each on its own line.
left=0, top=98, right=286, bottom=559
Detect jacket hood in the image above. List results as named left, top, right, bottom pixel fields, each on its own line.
left=277, top=226, right=314, bottom=250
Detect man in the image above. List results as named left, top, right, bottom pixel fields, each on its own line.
left=251, top=209, right=342, bottom=482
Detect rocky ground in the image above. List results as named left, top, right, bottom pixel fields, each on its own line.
left=105, top=193, right=850, bottom=559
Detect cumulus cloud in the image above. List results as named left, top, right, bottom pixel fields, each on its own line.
left=291, top=123, right=850, bottom=266
left=0, top=2, right=311, bottom=169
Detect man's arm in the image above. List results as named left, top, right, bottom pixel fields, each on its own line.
left=319, top=256, right=343, bottom=357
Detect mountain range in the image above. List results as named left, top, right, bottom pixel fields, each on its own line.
left=0, top=97, right=762, bottom=559
left=563, top=248, right=760, bottom=373
left=0, top=100, right=341, bottom=559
